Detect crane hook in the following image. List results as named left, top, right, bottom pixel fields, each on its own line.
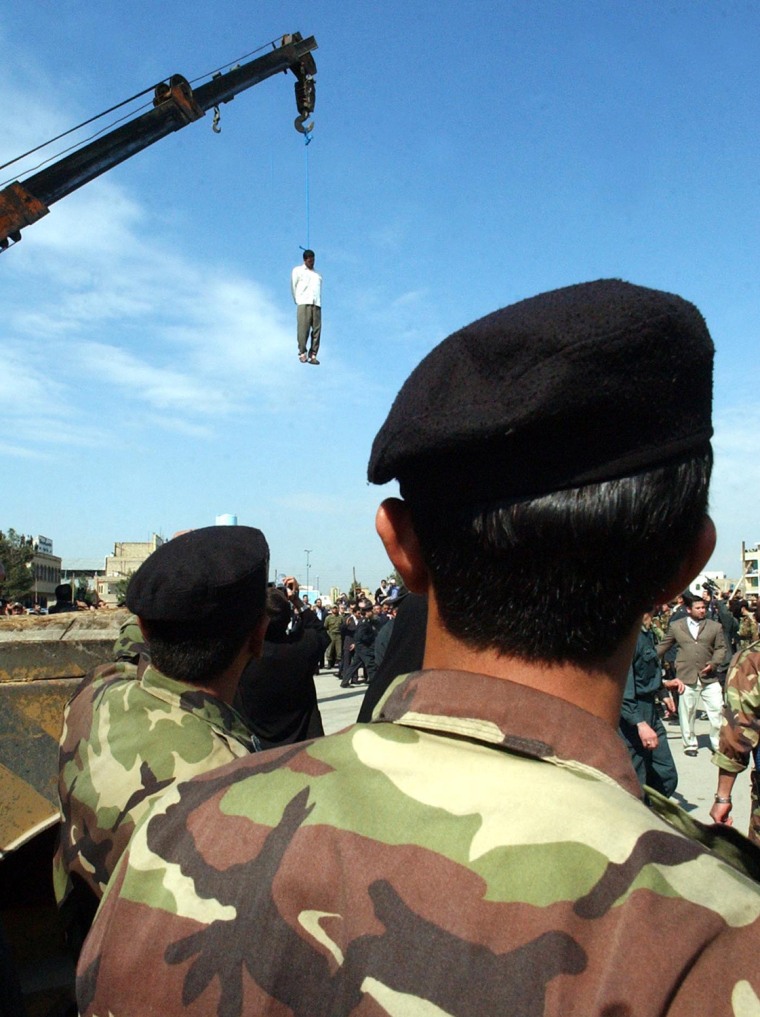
left=293, top=72, right=315, bottom=138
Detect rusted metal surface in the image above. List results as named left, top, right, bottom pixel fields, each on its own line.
left=0, top=611, right=126, bottom=854
left=0, top=181, right=49, bottom=249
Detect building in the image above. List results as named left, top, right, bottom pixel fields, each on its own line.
left=742, top=543, right=760, bottom=599
left=28, top=535, right=62, bottom=609
left=97, top=534, right=165, bottom=605
left=689, top=571, right=729, bottom=597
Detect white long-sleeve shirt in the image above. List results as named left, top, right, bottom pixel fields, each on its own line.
left=291, top=265, right=322, bottom=306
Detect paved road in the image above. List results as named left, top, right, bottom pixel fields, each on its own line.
left=315, top=668, right=753, bottom=839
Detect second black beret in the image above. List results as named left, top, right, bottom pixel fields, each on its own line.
left=126, top=525, right=269, bottom=624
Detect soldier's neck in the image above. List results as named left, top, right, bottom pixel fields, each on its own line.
left=421, top=595, right=637, bottom=727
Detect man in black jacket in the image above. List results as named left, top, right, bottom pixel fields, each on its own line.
left=341, top=605, right=377, bottom=687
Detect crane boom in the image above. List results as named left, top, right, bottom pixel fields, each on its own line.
left=0, top=32, right=317, bottom=249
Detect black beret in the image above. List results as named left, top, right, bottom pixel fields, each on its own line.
left=126, top=526, right=269, bottom=624
left=368, top=279, right=713, bottom=505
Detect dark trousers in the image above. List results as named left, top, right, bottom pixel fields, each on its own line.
left=344, top=645, right=376, bottom=685
left=620, top=698, right=678, bottom=798
left=340, top=637, right=354, bottom=678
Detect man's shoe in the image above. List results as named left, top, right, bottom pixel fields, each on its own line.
left=340, top=681, right=349, bottom=688
left=299, top=353, right=308, bottom=363
left=684, top=748, right=698, bottom=757
left=309, top=356, right=320, bottom=365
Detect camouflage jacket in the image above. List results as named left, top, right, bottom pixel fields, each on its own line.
left=112, top=612, right=149, bottom=664
left=738, top=616, right=760, bottom=652
left=78, top=669, right=760, bottom=1017
left=55, top=661, right=256, bottom=906
left=712, top=641, right=760, bottom=774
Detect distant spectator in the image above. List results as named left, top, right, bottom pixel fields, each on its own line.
left=738, top=602, right=759, bottom=651
left=238, top=588, right=324, bottom=748
left=324, top=605, right=343, bottom=670
left=341, top=604, right=378, bottom=687
left=358, top=591, right=427, bottom=722
left=49, top=583, right=78, bottom=614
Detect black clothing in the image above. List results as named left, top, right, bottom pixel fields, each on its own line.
left=238, top=628, right=324, bottom=749
left=619, top=627, right=677, bottom=798
left=339, top=614, right=359, bottom=678
left=358, top=594, right=427, bottom=722
left=342, top=618, right=377, bottom=686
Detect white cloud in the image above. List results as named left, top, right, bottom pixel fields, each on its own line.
left=391, top=288, right=427, bottom=308
left=1, top=165, right=302, bottom=454
left=0, top=441, right=50, bottom=461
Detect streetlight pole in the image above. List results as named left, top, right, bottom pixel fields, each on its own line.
left=304, top=549, right=312, bottom=596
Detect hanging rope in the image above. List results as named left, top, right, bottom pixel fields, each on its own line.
left=304, top=134, right=311, bottom=248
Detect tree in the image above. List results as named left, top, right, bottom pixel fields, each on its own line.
left=75, top=579, right=100, bottom=607
left=0, top=529, right=35, bottom=603
left=113, top=572, right=134, bottom=607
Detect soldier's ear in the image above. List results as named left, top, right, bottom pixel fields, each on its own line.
left=375, top=498, right=429, bottom=596
left=660, top=515, right=717, bottom=604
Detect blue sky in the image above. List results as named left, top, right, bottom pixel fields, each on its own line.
left=1, top=1, right=758, bottom=592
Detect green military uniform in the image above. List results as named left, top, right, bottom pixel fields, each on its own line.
left=738, top=615, right=759, bottom=652
left=112, top=613, right=149, bottom=663
left=78, top=670, right=760, bottom=1017
left=323, top=609, right=343, bottom=668
left=712, top=639, right=760, bottom=845
left=54, top=661, right=256, bottom=908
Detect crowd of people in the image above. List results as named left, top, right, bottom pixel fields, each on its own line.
left=10, top=279, right=760, bottom=1016
left=619, top=587, right=760, bottom=803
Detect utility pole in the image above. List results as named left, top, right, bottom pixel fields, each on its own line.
left=305, top=549, right=312, bottom=595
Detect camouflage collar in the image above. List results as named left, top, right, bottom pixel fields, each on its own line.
left=373, top=669, right=643, bottom=800
left=140, top=665, right=257, bottom=751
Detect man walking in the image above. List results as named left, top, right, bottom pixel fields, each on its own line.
left=619, top=612, right=682, bottom=796
left=324, top=604, right=343, bottom=670
left=657, top=594, right=726, bottom=754
left=291, top=248, right=322, bottom=364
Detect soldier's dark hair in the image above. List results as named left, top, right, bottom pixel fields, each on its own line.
left=141, top=610, right=259, bottom=686
left=408, top=448, right=712, bottom=667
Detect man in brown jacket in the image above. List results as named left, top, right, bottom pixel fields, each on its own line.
left=657, top=594, right=727, bottom=755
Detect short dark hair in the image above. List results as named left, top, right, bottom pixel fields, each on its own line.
left=303, top=249, right=315, bottom=260
left=142, top=610, right=260, bottom=686
left=409, top=449, right=712, bottom=666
